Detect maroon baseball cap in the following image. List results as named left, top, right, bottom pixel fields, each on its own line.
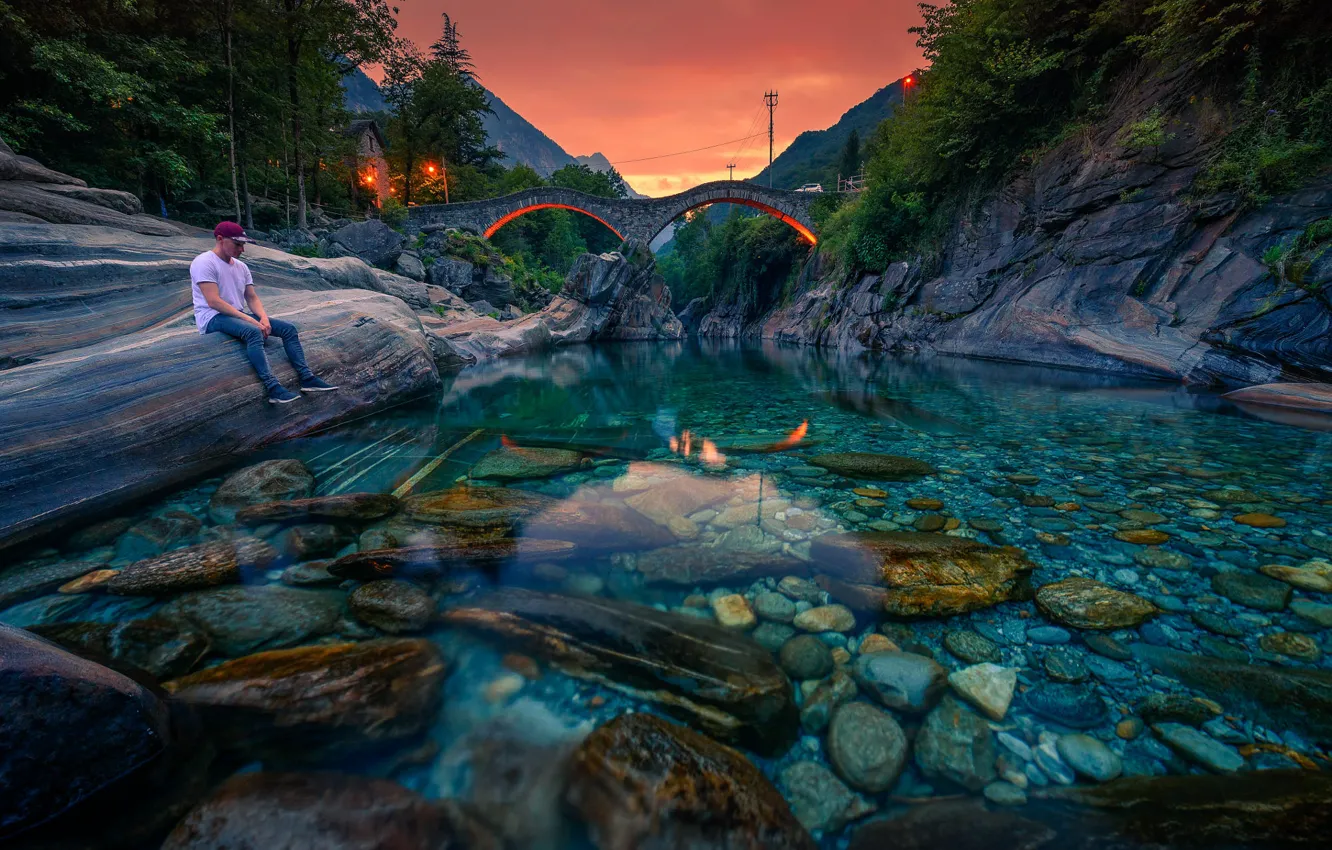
left=213, top=221, right=255, bottom=243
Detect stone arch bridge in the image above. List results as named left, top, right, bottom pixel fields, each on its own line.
left=406, top=180, right=821, bottom=245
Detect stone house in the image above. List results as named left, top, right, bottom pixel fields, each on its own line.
left=344, top=119, right=389, bottom=208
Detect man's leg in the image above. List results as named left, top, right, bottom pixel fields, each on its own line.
left=267, top=316, right=339, bottom=392
left=205, top=315, right=298, bottom=402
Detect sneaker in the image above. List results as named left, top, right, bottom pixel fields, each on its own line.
left=299, top=376, right=340, bottom=392
left=267, top=385, right=301, bottom=404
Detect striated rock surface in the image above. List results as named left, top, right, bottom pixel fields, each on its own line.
left=158, top=586, right=345, bottom=656
left=813, top=531, right=1035, bottom=617
left=0, top=559, right=105, bottom=608
left=327, top=539, right=577, bottom=581
left=164, top=639, right=445, bottom=759
left=209, top=460, right=315, bottom=524
left=697, top=69, right=1332, bottom=387
left=565, top=712, right=816, bottom=850
left=348, top=580, right=434, bottom=633
left=441, top=588, right=798, bottom=754
left=235, top=492, right=401, bottom=525
left=1035, top=577, right=1159, bottom=630
left=30, top=617, right=210, bottom=679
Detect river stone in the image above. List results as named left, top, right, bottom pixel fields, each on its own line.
left=348, top=580, right=433, bottom=633
left=793, top=604, right=855, bottom=633
left=1192, top=610, right=1246, bottom=637
left=948, top=663, right=1017, bottom=720
left=1021, top=682, right=1109, bottom=728
left=623, top=473, right=734, bottom=525
left=1259, top=631, right=1322, bottom=661
left=63, top=516, right=134, bottom=552
left=30, top=617, right=210, bottom=679
left=712, top=593, right=757, bottom=630
left=164, top=638, right=445, bottom=759
left=944, top=630, right=1001, bottom=663
left=779, top=575, right=822, bottom=602
left=1035, top=577, right=1158, bottom=629
left=1211, top=571, right=1292, bottom=612
left=800, top=669, right=859, bottom=733
left=441, top=589, right=798, bottom=755
left=813, top=532, right=1034, bottom=617
left=274, top=523, right=348, bottom=561
left=402, top=485, right=553, bottom=528
left=157, top=585, right=345, bottom=656
left=566, top=713, right=816, bottom=850
left=1044, top=646, right=1090, bottom=683
left=1205, top=489, right=1262, bottom=504
left=1083, top=633, right=1134, bottom=661
left=280, top=561, right=339, bottom=587
left=635, top=545, right=803, bottom=585
left=754, top=590, right=797, bottom=622
left=780, top=761, right=876, bottom=834
left=1152, top=722, right=1245, bottom=773
left=1056, top=734, right=1122, bottom=782
left=160, top=771, right=462, bottom=850
left=1302, top=533, right=1332, bottom=557
left=914, top=695, right=997, bottom=791
left=753, top=621, right=797, bottom=652
left=1260, top=560, right=1332, bottom=593
left=327, top=539, right=577, bottom=580
left=0, top=559, right=106, bottom=608
left=1, top=623, right=174, bottom=839
left=827, top=701, right=909, bottom=793
left=1291, top=599, right=1332, bottom=628
left=327, top=218, right=405, bottom=267
left=1114, top=529, right=1170, bottom=545
left=1234, top=512, right=1286, bottom=528
left=116, top=512, right=204, bottom=561
left=780, top=635, right=834, bottom=680
left=209, top=460, right=315, bottom=524
left=1132, top=644, right=1332, bottom=744
left=469, top=446, right=586, bottom=480
left=1135, top=693, right=1223, bottom=727
left=852, top=651, right=947, bottom=715
left=107, top=537, right=276, bottom=596
left=234, top=492, right=401, bottom=526
left=809, top=452, right=937, bottom=480
left=1133, top=547, right=1190, bottom=571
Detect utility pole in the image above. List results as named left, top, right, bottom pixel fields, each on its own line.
left=726, top=162, right=736, bottom=181
left=764, top=90, right=778, bottom=188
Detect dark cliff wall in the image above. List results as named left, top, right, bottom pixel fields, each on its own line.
left=699, top=69, right=1332, bottom=386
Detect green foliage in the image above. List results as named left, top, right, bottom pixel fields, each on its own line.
left=658, top=207, right=806, bottom=312
left=1119, top=106, right=1175, bottom=150
left=288, top=243, right=322, bottom=258
left=1262, top=217, right=1331, bottom=290
left=379, top=195, right=407, bottom=230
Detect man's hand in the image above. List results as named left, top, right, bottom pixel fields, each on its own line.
left=257, top=315, right=272, bottom=339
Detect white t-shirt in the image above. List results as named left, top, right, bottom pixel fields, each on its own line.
left=190, top=250, right=254, bottom=333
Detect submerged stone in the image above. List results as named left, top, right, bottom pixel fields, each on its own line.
left=566, top=713, right=816, bottom=850
left=1211, top=571, right=1292, bottom=612
left=853, top=650, right=948, bottom=715
left=235, top=492, right=401, bottom=525
left=469, top=446, right=587, bottom=480
left=1021, top=682, right=1109, bottom=729
left=158, top=586, right=345, bottom=657
left=522, top=500, right=676, bottom=552
left=348, top=580, right=434, bottom=633
left=812, top=532, right=1035, bottom=617
left=827, top=702, right=908, bottom=793
left=401, top=485, right=553, bottom=528
left=327, top=539, right=576, bottom=581
left=209, top=459, right=315, bottom=524
left=809, top=452, right=937, bottom=480
left=1035, top=577, right=1158, bottom=630
left=781, top=760, right=876, bottom=833
left=914, top=695, right=997, bottom=791
left=106, top=538, right=276, bottom=596
left=441, top=589, right=798, bottom=755
left=636, top=545, right=804, bottom=585
left=0, top=559, right=106, bottom=608
left=30, top=617, right=210, bottom=679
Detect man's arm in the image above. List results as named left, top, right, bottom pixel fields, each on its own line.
left=199, top=281, right=259, bottom=326
left=244, top=285, right=272, bottom=335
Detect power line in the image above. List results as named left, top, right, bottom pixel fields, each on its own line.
left=728, top=100, right=766, bottom=171
left=610, top=132, right=768, bottom=165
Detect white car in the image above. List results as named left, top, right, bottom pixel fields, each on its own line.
left=795, top=183, right=824, bottom=193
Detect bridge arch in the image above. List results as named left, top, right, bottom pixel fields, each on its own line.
left=408, top=180, right=820, bottom=247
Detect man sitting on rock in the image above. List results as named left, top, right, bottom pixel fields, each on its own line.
left=191, top=222, right=339, bottom=404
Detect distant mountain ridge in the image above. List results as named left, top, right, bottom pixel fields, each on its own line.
left=752, top=79, right=905, bottom=191
left=341, top=66, right=387, bottom=113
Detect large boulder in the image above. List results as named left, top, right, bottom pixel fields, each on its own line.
left=162, top=772, right=475, bottom=850
left=164, top=639, right=445, bottom=760
left=327, top=219, right=405, bottom=268
left=0, top=624, right=173, bottom=839
left=0, top=288, right=440, bottom=550
left=157, top=585, right=346, bottom=656
left=30, top=617, right=210, bottom=679
left=566, top=713, right=816, bottom=850
left=441, top=589, right=799, bottom=755
left=813, top=532, right=1036, bottom=617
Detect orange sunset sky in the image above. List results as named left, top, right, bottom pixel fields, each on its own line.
left=388, top=1, right=927, bottom=196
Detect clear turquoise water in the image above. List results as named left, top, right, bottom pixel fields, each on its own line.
left=7, top=340, right=1332, bottom=847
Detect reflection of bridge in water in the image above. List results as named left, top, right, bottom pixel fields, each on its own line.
left=406, top=180, right=820, bottom=245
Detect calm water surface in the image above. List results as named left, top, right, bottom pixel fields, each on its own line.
left=7, top=340, right=1332, bottom=848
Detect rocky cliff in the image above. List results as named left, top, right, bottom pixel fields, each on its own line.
left=699, top=69, right=1332, bottom=386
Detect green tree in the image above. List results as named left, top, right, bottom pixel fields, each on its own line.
left=837, top=129, right=861, bottom=182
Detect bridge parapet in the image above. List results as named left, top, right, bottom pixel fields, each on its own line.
left=407, top=180, right=820, bottom=245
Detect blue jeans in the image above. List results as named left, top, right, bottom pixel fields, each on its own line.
left=205, top=313, right=313, bottom=390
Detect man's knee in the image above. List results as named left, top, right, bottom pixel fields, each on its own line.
left=270, top=319, right=299, bottom=338
left=238, top=325, right=263, bottom=342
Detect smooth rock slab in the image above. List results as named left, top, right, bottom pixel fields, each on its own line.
left=1056, top=734, right=1122, bottom=782
left=0, top=559, right=105, bottom=608
left=1152, top=722, right=1245, bottom=773
left=161, top=771, right=462, bottom=850
left=401, top=485, right=552, bottom=528
left=1211, top=571, right=1292, bottom=612
left=809, top=452, right=937, bottom=480
left=813, top=532, right=1035, bottom=617
left=0, top=623, right=173, bottom=839
left=164, top=639, right=445, bottom=759
left=327, top=539, right=576, bottom=581
left=565, top=713, right=816, bottom=850
left=827, top=702, right=909, bottom=793
left=30, top=617, right=210, bottom=679
left=1035, top=577, right=1158, bottom=630
left=209, top=460, right=315, bottom=524
left=157, top=586, right=345, bottom=657
left=469, top=446, right=587, bottom=480
left=441, top=589, right=798, bottom=755
left=106, top=538, right=276, bottom=596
